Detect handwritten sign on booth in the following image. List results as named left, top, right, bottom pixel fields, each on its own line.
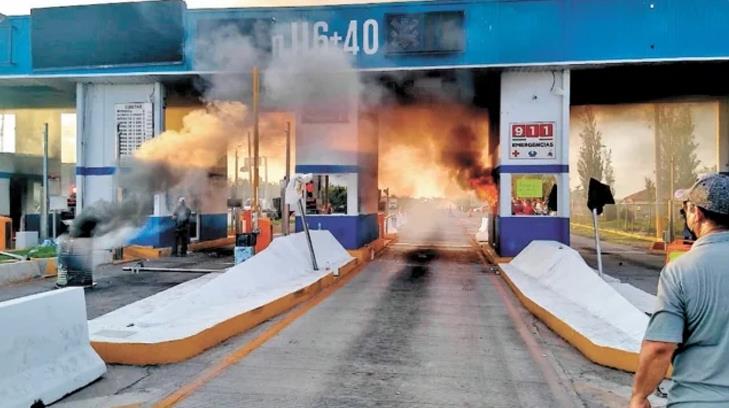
left=516, top=178, right=543, bottom=198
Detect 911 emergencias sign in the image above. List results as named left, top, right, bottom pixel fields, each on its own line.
left=509, top=122, right=556, bottom=160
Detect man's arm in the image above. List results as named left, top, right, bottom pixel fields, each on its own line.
left=630, top=340, right=677, bottom=407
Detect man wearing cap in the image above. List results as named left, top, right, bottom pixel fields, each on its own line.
left=631, top=173, right=729, bottom=407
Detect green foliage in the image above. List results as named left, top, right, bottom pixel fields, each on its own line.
left=0, top=245, right=57, bottom=261
left=328, top=185, right=348, bottom=213
left=644, top=177, right=656, bottom=202
left=656, top=104, right=701, bottom=198
left=576, top=107, right=616, bottom=193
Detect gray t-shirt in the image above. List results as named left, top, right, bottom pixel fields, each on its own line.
left=645, top=231, right=729, bottom=407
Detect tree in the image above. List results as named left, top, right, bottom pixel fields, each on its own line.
left=603, top=148, right=615, bottom=194
left=577, top=107, right=605, bottom=192
left=644, top=177, right=656, bottom=202
left=655, top=105, right=701, bottom=200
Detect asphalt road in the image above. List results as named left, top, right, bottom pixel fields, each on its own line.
left=177, top=209, right=579, bottom=407
left=570, top=233, right=663, bottom=295
left=2, top=208, right=656, bottom=407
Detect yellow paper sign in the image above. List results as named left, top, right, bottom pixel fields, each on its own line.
left=516, top=178, right=542, bottom=198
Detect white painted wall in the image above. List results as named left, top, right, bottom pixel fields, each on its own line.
left=499, top=70, right=570, bottom=218
left=76, top=82, right=164, bottom=210
left=296, top=121, right=359, bottom=166
left=500, top=70, right=567, bottom=166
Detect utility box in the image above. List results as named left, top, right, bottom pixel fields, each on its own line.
left=0, top=217, right=12, bottom=250
left=15, top=231, right=38, bottom=250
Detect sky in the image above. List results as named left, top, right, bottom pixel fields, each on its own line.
left=0, top=0, right=419, bottom=16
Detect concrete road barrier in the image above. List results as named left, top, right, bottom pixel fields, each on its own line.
left=0, top=287, right=107, bottom=408
left=90, top=231, right=360, bottom=365
left=0, top=258, right=57, bottom=287
left=499, top=240, right=650, bottom=372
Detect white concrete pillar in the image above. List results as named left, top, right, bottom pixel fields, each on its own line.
left=497, top=69, right=571, bottom=256
left=75, top=82, right=165, bottom=210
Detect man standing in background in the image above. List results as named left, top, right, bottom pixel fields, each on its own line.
left=172, top=197, right=192, bottom=257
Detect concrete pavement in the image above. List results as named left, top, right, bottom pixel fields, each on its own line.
left=175, top=210, right=577, bottom=407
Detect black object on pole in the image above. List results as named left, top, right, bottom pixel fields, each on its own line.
left=587, top=178, right=615, bottom=215
left=587, top=178, right=614, bottom=279
left=547, top=184, right=558, bottom=213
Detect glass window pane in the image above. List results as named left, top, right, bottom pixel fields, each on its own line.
left=61, top=113, right=77, bottom=163
left=511, top=174, right=557, bottom=216
left=0, top=113, right=16, bottom=153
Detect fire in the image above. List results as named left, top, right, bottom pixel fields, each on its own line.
left=470, top=178, right=498, bottom=210
left=378, top=104, right=497, bottom=205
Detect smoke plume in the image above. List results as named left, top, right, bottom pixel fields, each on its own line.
left=70, top=22, right=363, bottom=247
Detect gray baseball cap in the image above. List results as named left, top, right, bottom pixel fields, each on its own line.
left=674, top=173, right=729, bottom=215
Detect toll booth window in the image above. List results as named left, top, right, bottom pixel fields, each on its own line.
left=511, top=175, right=558, bottom=216
left=305, top=175, right=348, bottom=215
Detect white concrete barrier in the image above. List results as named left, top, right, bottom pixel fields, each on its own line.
left=0, top=258, right=56, bottom=287
left=0, top=288, right=107, bottom=408
left=90, top=231, right=355, bottom=364
left=500, top=241, right=651, bottom=371
left=475, top=217, right=489, bottom=242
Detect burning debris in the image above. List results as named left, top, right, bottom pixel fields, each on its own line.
left=441, top=125, right=497, bottom=209
left=377, top=104, right=497, bottom=207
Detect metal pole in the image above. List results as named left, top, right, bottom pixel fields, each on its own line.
left=668, top=153, right=675, bottom=243
left=283, top=121, right=291, bottom=235
left=297, top=198, right=319, bottom=271
left=234, top=147, right=239, bottom=185
left=264, top=156, right=269, bottom=208
left=384, top=188, right=389, bottom=234
left=247, top=132, right=252, bottom=200
left=654, top=104, right=665, bottom=241
left=41, top=123, right=49, bottom=242
left=252, top=67, right=261, bottom=229
left=592, top=208, right=604, bottom=279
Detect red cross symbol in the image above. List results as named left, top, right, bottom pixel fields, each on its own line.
left=512, top=150, right=520, bottom=157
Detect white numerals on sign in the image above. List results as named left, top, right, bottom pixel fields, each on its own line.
left=314, top=21, right=329, bottom=49
left=344, top=20, right=360, bottom=55
left=273, top=19, right=380, bottom=56
left=363, top=19, right=379, bottom=55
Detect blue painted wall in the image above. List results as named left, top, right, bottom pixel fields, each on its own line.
left=129, top=214, right=228, bottom=248
left=199, top=213, right=228, bottom=241
left=295, top=214, right=378, bottom=249
left=129, top=216, right=176, bottom=248
left=2, top=1, right=729, bottom=77
left=498, top=216, right=570, bottom=257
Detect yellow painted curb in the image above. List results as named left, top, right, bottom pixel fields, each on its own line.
left=123, top=245, right=168, bottom=260
left=42, top=257, right=57, bottom=277
left=190, top=236, right=234, bottom=251
left=91, top=258, right=360, bottom=365
left=123, top=237, right=235, bottom=260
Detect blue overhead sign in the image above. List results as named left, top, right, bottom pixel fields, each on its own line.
left=0, top=0, right=728, bottom=77
left=31, top=1, right=185, bottom=70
